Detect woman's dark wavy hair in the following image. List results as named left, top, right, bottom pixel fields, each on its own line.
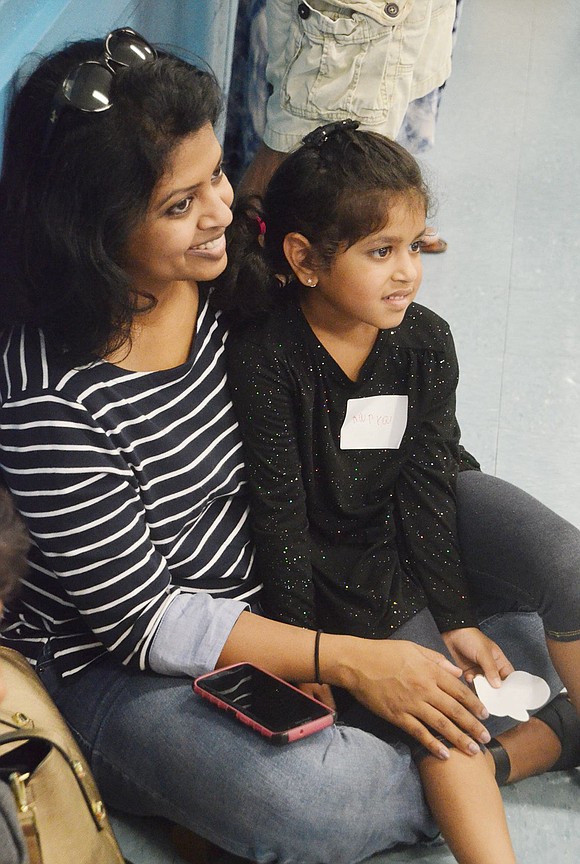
left=0, top=37, right=222, bottom=362
left=214, top=127, right=430, bottom=325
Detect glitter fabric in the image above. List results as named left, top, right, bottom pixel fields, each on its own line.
left=226, top=298, right=478, bottom=638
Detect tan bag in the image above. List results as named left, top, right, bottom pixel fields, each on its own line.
left=0, top=646, right=125, bottom=864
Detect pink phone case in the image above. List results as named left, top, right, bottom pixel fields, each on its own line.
left=193, top=663, right=336, bottom=745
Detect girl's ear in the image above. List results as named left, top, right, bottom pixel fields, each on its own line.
left=283, top=233, right=319, bottom=287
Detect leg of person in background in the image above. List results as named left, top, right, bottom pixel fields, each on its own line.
left=231, top=0, right=461, bottom=215
left=397, top=87, right=449, bottom=253
left=397, top=0, right=464, bottom=253
left=491, top=696, right=579, bottom=784
left=224, top=0, right=269, bottom=192
left=236, top=141, right=283, bottom=198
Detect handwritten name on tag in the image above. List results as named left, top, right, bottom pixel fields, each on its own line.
left=340, top=395, right=408, bottom=450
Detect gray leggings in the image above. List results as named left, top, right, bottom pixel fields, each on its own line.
left=456, top=469, right=580, bottom=641
left=336, top=604, right=559, bottom=751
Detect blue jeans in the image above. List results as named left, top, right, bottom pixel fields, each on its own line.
left=36, top=471, right=574, bottom=864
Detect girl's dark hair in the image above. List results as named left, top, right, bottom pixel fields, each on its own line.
left=0, top=38, right=222, bottom=362
left=215, top=127, right=430, bottom=324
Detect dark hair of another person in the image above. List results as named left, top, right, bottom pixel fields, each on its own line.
left=214, top=128, right=430, bottom=325
left=0, top=486, right=30, bottom=603
left=0, top=39, right=222, bottom=363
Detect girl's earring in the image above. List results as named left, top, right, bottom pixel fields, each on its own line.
left=306, top=277, right=317, bottom=287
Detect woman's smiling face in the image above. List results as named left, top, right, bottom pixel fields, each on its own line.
left=122, top=122, right=234, bottom=297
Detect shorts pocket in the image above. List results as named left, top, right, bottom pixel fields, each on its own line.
left=281, top=2, right=405, bottom=123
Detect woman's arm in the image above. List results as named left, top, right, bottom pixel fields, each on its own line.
left=218, top=610, right=492, bottom=759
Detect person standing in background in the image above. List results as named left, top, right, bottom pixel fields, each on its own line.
left=232, top=0, right=457, bottom=251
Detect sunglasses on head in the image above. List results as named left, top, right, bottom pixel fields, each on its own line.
left=43, top=28, right=156, bottom=150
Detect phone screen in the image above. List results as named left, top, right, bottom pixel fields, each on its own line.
left=195, top=664, right=332, bottom=732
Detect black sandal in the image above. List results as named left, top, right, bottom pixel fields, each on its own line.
left=487, top=737, right=512, bottom=786
left=488, top=693, right=580, bottom=785
left=533, top=692, right=580, bottom=773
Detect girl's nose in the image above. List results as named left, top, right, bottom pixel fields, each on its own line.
left=393, top=252, right=420, bottom=283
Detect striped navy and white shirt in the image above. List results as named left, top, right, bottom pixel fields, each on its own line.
left=0, top=291, right=260, bottom=678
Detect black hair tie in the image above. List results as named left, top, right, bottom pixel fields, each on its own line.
left=314, top=629, right=323, bottom=684
left=302, top=119, right=359, bottom=147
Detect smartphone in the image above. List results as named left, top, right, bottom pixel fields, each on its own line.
left=193, top=662, right=336, bottom=745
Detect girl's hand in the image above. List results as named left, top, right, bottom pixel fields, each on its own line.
left=299, top=682, right=336, bottom=709
left=442, top=627, right=514, bottom=688
left=336, top=637, right=492, bottom=761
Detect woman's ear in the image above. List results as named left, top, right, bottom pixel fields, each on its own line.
left=283, top=233, right=319, bottom=287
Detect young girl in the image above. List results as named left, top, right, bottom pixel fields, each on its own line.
left=220, top=121, right=580, bottom=863
left=0, top=32, right=577, bottom=864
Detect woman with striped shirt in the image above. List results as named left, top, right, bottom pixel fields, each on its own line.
left=0, top=31, right=577, bottom=864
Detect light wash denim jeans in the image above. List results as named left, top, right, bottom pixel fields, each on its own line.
left=36, top=470, right=574, bottom=864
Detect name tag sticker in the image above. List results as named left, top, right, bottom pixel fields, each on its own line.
left=340, top=395, right=408, bottom=450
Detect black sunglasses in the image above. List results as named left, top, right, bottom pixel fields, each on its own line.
left=43, top=28, right=156, bottom=150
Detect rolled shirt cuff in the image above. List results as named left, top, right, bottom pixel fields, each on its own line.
left=149, top=592, right=250, bottom=678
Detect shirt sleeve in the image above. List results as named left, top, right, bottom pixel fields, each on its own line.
left=394, top=326, right=477, bottom=632
left=149, top=593, right=249, bottom=677
left=226, top=333, right=318, bottom=630
left=0, top=391, right=244, bottom=672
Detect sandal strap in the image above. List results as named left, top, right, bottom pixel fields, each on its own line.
left=487, top=737, right=511, bottom=786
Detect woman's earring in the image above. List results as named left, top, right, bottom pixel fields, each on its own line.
left=306, top=277, right=317, bottom=287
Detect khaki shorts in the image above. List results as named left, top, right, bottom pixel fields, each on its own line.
left=264, top=0, right=456, bottom=151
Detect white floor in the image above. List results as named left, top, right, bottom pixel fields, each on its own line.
left=418, top=0, right=580, bottom=530
left=112, top=1, right=580, bottom=861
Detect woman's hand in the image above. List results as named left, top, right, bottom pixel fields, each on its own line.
left=328, top=636, right=492, bottom=760
left=219, top=614, right=492, bottom=760
left=442, top=627, right=514, bottom=687
left=299, top=682, right=336, bottom=709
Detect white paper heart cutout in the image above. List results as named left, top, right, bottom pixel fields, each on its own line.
left=473, top=670, right=551, bottom=722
